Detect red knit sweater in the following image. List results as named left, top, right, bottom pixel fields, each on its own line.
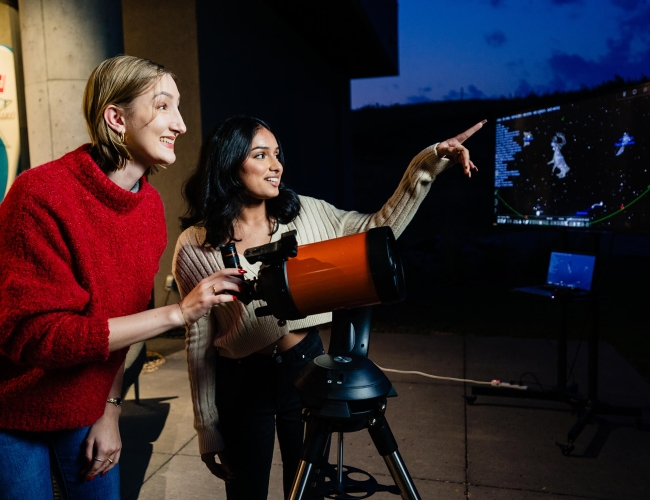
left=0, top=145, right=167, bottom=431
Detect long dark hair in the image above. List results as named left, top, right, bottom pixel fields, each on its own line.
left=180, top=116, right=301, bottom=247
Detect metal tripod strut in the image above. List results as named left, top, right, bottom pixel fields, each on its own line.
left=289, top=407, right=421, bottom=500
left=369, top=414, right=421, bottom=499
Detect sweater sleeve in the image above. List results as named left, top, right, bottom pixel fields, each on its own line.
left=0, top=179, right=110, bottom=369
left=299, top=144, right=451, bottom=240
left=172, top=229, right=225, bottom=454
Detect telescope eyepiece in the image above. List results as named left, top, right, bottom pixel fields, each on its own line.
left=219, top=243, right=258, bottom=305
left=219, top=243, right=243, bottom=270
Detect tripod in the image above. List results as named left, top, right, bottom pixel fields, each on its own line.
left=468, top=230, right=646, bottom=454
left=288, top=307, right=421, bottom=500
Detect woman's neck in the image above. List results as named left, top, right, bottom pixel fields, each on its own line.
left=237, top=201, right=268, bottom=227
left=234, top=201, right=273, bottom=252
left=107, top=160, right=147, bottom=191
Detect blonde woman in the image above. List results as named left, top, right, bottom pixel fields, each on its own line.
left=0, top=55, right=239, bottom=500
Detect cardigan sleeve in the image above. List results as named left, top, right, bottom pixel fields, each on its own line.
left=296, top=144, right=451, bottom=241
left=172, top=229, right=225, bottom=453
left=0, top=179, right=110, bottom=369
left=185, top=313, right=225, bottom=453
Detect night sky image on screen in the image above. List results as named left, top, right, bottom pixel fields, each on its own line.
left=494, top=84, right=650, bottom=233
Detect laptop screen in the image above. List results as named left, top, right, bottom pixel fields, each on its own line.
left=546, top=252, right=596, bottom=291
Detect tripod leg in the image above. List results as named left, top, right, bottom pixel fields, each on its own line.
left=368, top=415, right=422, bottom=500
left=384, top=452, right=421, bottom=500
left=337, top=432, right=344, bottom=488
left=289, top=417, right=331, bottom=500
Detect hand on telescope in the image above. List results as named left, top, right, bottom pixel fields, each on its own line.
left=107, top=268, right=246, bottom=351
left=201, top=450, right=234, bottom=483
left=436, top=119, right=487, bottom=178
left=179, top=269, right=246, bottom=326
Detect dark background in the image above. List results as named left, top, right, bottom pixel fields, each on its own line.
left=348, top=85, right=650, bottom=382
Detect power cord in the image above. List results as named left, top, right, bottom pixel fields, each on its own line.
left=518, top=371, right=552, bottom=392
left=375, top=365, right=528, bottom=390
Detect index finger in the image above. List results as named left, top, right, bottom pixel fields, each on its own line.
left=453, top=119, right=487, bottom=144
left=86, top=457, right=105, bottom=478
left=212, top=268, right=245, bottom=278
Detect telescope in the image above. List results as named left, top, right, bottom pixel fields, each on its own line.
left=220, top=227, right=422, bottom=500
left=220, top=226, right=405, bottom=322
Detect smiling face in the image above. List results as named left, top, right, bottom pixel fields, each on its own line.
left=124, top=73, right=186, bottom=169
left=239, top=127, right=283, bottom=202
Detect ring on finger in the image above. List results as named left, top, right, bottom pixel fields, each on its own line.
left=107, top=458, right=114, bottom=464
left=93, top=457, right=105, bottom=462
left=212, top=284, right=218, bottom=295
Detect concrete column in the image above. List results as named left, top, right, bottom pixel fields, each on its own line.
left=18, top=0, right=123, bottom=166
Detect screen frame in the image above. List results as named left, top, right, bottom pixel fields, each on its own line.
left=492, top=82, right=650, bottom=235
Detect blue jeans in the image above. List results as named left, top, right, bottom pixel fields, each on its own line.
left=0, top=425, right=120, bottom=500
left=215, top=328, right=325, bottom=500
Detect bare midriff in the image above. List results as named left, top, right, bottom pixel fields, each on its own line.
left=256, top=329, right=310, bottom=355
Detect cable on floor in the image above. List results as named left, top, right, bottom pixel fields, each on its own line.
left=375, top=365, right=528, bottom=389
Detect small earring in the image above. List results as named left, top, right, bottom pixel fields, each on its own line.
left=119, top=130, right=125, bottom=143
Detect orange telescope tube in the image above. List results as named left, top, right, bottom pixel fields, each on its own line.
left=286, top=233, right=379, bottom=316
left=252, top=226, right=405, bottom=320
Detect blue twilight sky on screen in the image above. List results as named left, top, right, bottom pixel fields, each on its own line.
left=351, top=0, right=650, bottom=109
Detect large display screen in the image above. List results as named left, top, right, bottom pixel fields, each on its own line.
left=493, top=83, right=650, bottom=233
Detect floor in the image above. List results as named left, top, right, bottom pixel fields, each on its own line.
left=119, top=329, right=650, bottom=499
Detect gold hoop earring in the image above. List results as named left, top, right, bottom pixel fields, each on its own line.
left=119, top=131, right=125, bottom=143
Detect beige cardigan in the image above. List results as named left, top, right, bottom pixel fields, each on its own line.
left=172, top=144, right=451, bottom=453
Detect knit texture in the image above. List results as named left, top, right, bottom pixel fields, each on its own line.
left=0, top=145, right=167, bottom=431
left=172, top=144, right=450, bottom=453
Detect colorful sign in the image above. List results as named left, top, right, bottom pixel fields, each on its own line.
left=0, top=44, right=20, bottom=202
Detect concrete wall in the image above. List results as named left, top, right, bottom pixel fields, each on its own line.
left=122, top=0, right=202, bottom=308
left=18, top=0, right=123, bottom=166
left=0, top=5, right=12, bottom=48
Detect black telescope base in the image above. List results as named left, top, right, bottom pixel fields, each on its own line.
left=288, top=399, right=421, bottom=500
left=289, top=308, right=420, bottom=499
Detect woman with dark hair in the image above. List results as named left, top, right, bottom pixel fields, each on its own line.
left=173, top=115, right=485, bottom=500
left=181, top=116, right=300, bottom=244
left=0, top=56, right=240, bottom=500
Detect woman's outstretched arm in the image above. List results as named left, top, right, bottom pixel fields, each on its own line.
left=107, top=268, right=243, bottom=351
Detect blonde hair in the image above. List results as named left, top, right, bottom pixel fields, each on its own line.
left=83, top=55, right=175, bottom=173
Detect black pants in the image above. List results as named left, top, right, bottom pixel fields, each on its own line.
left=215, top=328, right=325, bottom=500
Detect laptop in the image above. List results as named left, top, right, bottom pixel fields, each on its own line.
left=515, top=251, right=596, bottom=298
